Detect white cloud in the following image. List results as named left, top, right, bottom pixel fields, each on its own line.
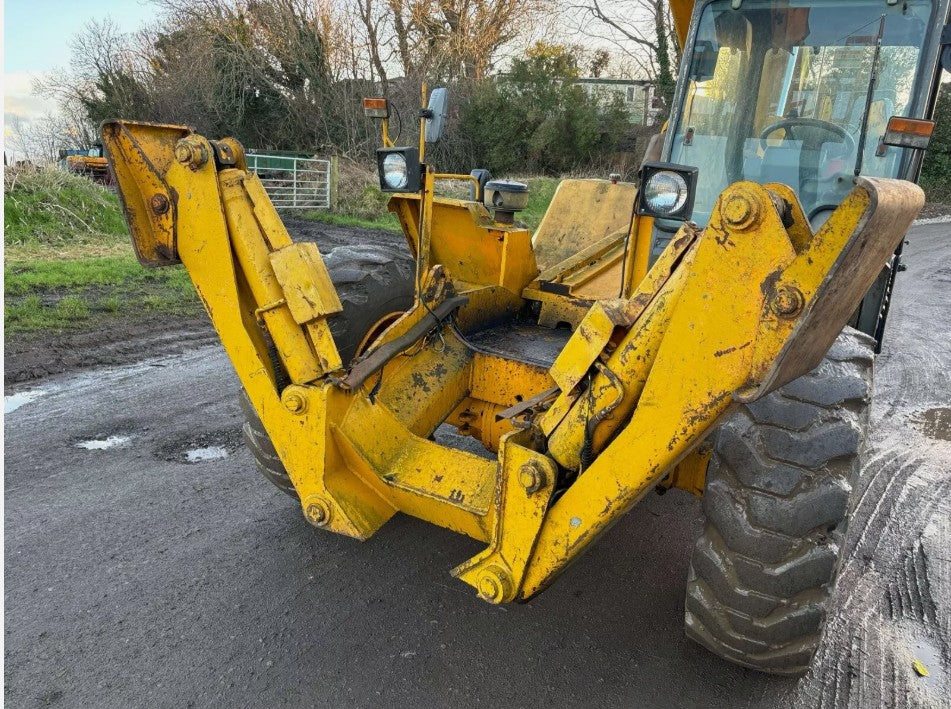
left=4, top=72, right=60, bottom=121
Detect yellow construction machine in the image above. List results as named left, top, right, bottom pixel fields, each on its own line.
left=61, top=145, right=112, bottom=185
left=103, top=0, right=949, bottom=675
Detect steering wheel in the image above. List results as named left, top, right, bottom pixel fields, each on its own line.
left=759, top=118, right=855, bottom=155
left=759, top=118, right=856, bottom=209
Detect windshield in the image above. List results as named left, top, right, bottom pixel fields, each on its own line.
left=669, top=0, right=931, bottom=226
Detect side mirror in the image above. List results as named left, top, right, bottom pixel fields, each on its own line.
left=424, top=88, right=449, bottom=144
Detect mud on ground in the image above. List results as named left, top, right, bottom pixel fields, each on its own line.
left=3, top=218, right=406, bottom=386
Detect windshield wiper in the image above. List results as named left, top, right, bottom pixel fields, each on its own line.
left=853, top=14, right=886, bottom=177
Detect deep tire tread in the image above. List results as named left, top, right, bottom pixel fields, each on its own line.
left=685, top=328, right=874, bottom=675
left=240, top=243, right=413, bottom=498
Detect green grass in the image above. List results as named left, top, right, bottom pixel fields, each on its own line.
left=516, top=177, right=560, bottom=232
left=4, top=167, right=128, bottom=248
left=3, top=256, right=201, bottom=335
left=3, top=164, right=563, bottom=337
left=4, top=166, right=202, bottom=335
left=4, top=255, right=191, bottom=295
left=4, top=255, right=200, bottom=334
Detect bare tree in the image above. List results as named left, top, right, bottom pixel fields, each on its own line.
left=347, top=0, right=555, bottom=82
left=568, top=0, right=680, bottom=113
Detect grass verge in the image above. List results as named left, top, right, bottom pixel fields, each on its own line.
left=4, top=167, right=201, bottom=337
left=4, top=256, right=200, bottom=335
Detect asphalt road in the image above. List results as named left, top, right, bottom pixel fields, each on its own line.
left=5, top=223, right=950, bottom=708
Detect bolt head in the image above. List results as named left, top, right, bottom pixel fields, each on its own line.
left=518, top=462, right=546, bottom=495
left=477, top=566, right=513, bottom=603
left=174, top=138, right=208, bottom=169
left=304, top=498, right=331, bottom=527
left=283, top=391, right=306, bottom=414
left=149, top=193, right=170, bottom=215
left=174, top=142, right=194, bottom=165
left=722, top=191, right=759, bottom=230
left=771, top=285, right=805, bottom=318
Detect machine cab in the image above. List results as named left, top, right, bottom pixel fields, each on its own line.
left=659, top=0, right=946, bottom=233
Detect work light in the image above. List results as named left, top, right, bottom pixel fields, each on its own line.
left=376, top=147, right=421, bottom=192
left=637, top=161, right=698, bottom=221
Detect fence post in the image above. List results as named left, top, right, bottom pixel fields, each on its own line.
left=329, top=155, right=339, bottom=212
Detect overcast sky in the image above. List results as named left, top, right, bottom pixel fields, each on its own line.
left=4, top=0, right=157, bottom=152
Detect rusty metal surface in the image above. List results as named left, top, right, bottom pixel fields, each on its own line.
left=341, top=296, right=469, bottom=389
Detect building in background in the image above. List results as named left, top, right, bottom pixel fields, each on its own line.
left=576, top=78, right=660, bottom=126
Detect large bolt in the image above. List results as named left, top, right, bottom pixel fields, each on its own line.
left=722, top=190, right=760, bottom=230
left=771, top=285, right=805, bottom=318
left=304, top=497, right=332, bottom=527
left=518, top=461, right=546, bottom=495
left=174, top=137, right=208, bottom=170
left=149, top=193, right=170, bottom=215
left=477, top=565, right=513, bottom=603
left=282, top=390, right=306, bottom=414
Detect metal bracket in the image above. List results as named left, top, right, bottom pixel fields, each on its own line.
left=452, top=430, right=558, bottom=603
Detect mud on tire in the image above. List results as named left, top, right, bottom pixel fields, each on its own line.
left=685, top=328, right=874, bottom=675
left=241, top=243, right=414, bottom=498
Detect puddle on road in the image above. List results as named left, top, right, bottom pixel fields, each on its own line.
left=4, top=389, right=49, bottom=414
left=912, top=407, right=951, bottom=442
left=185, top=446, right=229, bottom=462
left=76, top=435, right=133, bottom=450
left=154, top=428, right=241, bottom=464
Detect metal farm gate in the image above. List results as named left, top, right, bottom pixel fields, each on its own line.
left=246, top=152, right=333, bottom=209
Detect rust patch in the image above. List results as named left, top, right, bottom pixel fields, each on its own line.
left=759, top=267, right=784, bottom=299
left=714, top=341, right=751, bottom=358
left=410, top=371, right=431, bottom=393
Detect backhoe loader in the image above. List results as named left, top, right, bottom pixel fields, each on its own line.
left=103, top=0, right=949, bottom=675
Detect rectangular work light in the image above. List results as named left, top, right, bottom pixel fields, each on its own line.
left=376, top=147, right=421, bottom=193
left=636, top=161, right=699, bottom=222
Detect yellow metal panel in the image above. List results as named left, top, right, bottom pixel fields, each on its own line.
left=532, top=179, right=637, bottom=271
left=469, top=352, right=553, bottom=406
left=390, top=193, right=537, bottom=295
left=522, top=184, right=800, bottom=597
left=522, top=288, right=593, bottom=329
left=334, top=395, right=495, bottom=540
left=101, top=121, right=191, bottom=266
left=745, top=177, right=923, bottom=398
left=219, top=170, right=325, bottom=383
left=625, top=214, right=656, bottom=295
left=663, top=446, right=711, bottom=497
left=162, top=151, right=392, bottom=540
left=547, top=302, right=619, bottom=393
left=269, top=243, right=343, bottom=323
left=542, top=225, right=700, bottom=466
left=669, top=0, right=695, bottom=48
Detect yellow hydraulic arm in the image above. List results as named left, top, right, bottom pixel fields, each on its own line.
left=103, top=120, right=923, bottom=603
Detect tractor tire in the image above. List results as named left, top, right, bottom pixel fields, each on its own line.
left=241, top=243, right=414, bottom=498
left=684, top=328, right=874, bottom=675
